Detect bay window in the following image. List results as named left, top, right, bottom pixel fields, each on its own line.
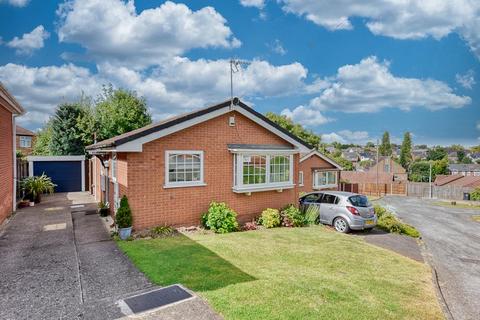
left=313, top=171, right=337, bottom=189
left=233, top=152, right=294, bottom=193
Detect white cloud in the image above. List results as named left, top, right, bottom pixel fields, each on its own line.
left=281, top=105, right=330, bottom=126
left=321, top=130, right=370, bottom=144
left=0, top=0, right=29, bottom=7
left=0, top=58, right=308, bottom=127
left=309, top=56, right=471, bottom=113
left=455, top=70, right=476, bottom=89
left=268, top=39, right=287, bottom=55
left=240, top=0, right=265, bottom=9
left=6, top=25, right=49, bottom=55
left=57, top=0, right=240, bottom=67
left=279, top=0, right=480, bottom=59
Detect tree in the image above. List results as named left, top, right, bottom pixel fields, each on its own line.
left=399, top=132, right=413, bottom=169
left=32, top=121, right=53, bottom=155
left=379, top=131, right=392, bottom=156
left=365, top=141, right=375, bottom=149
left=95, top=86, right=152, bottom=141
left=471, top=145, right=480, bottom=153
left=427, top=146, right=447, bottom=161
left=50, top=103, right=86, bottom=155
left=332, top=155, right=354, bottom=171
left=265, top=112, right=321, bottom=149
left=408, top=158, right=448, bottom=182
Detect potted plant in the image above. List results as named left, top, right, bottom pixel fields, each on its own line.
left=116, top=196, right=133, bottom=240
left=20, top=174, right=56, bottom=204
left=98, top=202, right=109, bottom=217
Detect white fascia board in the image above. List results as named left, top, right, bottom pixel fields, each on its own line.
left=232, top=106, right=311, bottom=154
left=115, top=107, right=233, bottom=152
left=300, top=150, right=343, bottom=170
left=27, top=155, right=86, bottom=161
left=228, top=148, right=299, bottom=155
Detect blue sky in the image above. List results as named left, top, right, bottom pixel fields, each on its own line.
left=0, top=0, right=479, bottom=146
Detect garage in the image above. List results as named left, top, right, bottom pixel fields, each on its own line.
left=27, top=156, right=85, bottom=192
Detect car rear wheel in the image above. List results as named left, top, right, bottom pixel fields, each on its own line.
left=333, top=217, right=350, bottom=233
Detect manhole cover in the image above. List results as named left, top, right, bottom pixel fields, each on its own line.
left=123, top=285, right=192, bottom=314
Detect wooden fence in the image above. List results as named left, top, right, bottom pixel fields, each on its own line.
left=339, top=182, right=406, bottom=196
left=16, top=157, right=29, bottom=200
left=406, top=182, right=473, bottom=200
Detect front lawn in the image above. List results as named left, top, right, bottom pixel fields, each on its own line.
left=117, top=227, right=443, bottom=320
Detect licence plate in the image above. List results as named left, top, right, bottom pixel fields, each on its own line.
left=365, top=220, right=374, bottom=225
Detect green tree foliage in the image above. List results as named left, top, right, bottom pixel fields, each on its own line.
left=399, top=132, right=413, bottom=169
left=365, top=141, right=375, bottom=149
left=116, top=196, right=133, bottom=228
left=409, top=158, right=448, bottom=182
left=32, top=121, right=53, bottom=155
left=95, top=86, right=152, bottom=141
left=379, top=131, right=392, bottom=156
left=457, top=150, right=472, bottom=164
left=332, top=155, right=354, bottom=171
left=471, top=145, right=480, bottom=153
left=427, top=146, right=447, bottom=161
left=50, top=103, right=86, bottom=155
left=265, top=112, right=320, bottom=149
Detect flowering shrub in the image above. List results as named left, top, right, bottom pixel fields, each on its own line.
left=243, top=221, right=258, bottom=231
left=280, top=205, right=304, bottom=227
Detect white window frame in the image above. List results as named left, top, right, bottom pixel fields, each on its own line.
left=111, top=152, right=117, bottom=182
left=19, top=136, right=32, bottom=148
left=313, top=170, right=338, bottom=190
left=232, top=152, right=294, bottom=193
left=299, top=171, right=304, bottom=186
left=164, top=150, right=205, bottom=188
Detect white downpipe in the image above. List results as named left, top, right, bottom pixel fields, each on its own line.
left=12, top=115, right=17, bottom=212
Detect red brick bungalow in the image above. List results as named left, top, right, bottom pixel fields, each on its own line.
left=298, top=150, right=342, bottom=194
left=86, top=98, right=316, bottom=230
left=0, top=83, right=25, bottom=224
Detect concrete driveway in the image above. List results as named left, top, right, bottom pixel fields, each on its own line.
left=0, top=193, right=219, bottom=320
left=378, top=196, right=480, bottom=320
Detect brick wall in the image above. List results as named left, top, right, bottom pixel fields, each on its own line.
left=121, top=111, right=299, bottom=230
left=16, top=135, right=35, bottom=155
left=0, top=104, right=13, bottom=224
left=298, top=154, right=339, bottom=194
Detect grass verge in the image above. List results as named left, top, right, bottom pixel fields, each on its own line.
left=374, top=205, right=420, bottom=238
left=117, top=227, right=442, bottom=320
left=432, top=201, right=480, bottom=210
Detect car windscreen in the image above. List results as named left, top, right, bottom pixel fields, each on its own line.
left=348, top=195, right=370, bottom=207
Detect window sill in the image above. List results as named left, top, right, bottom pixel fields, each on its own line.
left=313, top=184, right=337, bottom=190
left=164, top=182, right=207, bottom=189
left=233, top=183, right=295, bottom=194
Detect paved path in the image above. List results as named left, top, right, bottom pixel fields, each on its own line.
left=0, top=193, right=219, bottom=320
left=378, top=196, right=480, bottom=320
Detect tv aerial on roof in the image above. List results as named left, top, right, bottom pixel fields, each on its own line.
left=229, top=58, right=250, bottom=108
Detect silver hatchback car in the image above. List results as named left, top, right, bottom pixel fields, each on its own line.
left=299, top=191, right=377, bottom=233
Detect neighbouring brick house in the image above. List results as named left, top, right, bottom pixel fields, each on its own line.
left=16, top=125, right=36, bottom=155
left=0, top=83, right=25, bottom=224
left=367, top=156, right=407, bottom=181
left=86, top=98, right=314, bottom=230
left=298, top=150, right=342, bottom=193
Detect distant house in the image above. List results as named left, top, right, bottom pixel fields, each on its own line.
left=448, top=164, right=480, bottom=176
left=468, top=152, right=480, bottom=163
left=434, top=174, right=480, bottom=189
left=298, top=150, right=342, bottom=193
left=0, top=83, right=25, bottom=224
left=411, top=149, right=428, bottom=160
left=342, top=149, right=360, bottom=164
left=16, top=126, right=36, bottom=155
left=447, top=152, right=458, bottom=163
left=367, top=156, right=407, bottom=181
left=359, top=151, right=374, bottom=162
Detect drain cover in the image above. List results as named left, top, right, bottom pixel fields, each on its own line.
left=123, top=285, right=192, bottom=314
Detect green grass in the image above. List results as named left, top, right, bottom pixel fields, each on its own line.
left=117, top=227, right=443, bottom=320
left=432, top=201, right=480, bottom=210
left=472, top=215, right=480, bottom=222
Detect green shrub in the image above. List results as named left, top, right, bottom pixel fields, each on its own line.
left=375, top=204, right=420, bottom=238
left=151, top=225, right=174, bottom=236
left=116, top=196, right=133, bottom=229
left=280, top=205, right=304, bottom=227
left=202, top=202, right=239, bottom=233
left=260, top=208, right=281, bottom=228
left=20, top=174, right=56, bottom=203
left=470, top=187, right=480, bottom=201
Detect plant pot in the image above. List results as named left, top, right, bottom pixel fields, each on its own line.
left=118, top=227, right=132, bottom=240
left=29, top=201, right=35, bottom=207
left=34, top=194, right=41, bottom=204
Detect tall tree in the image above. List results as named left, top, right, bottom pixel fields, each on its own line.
left=265, top=112, right=321, bottom=149
left=379, top=131, right=392, bottom=156
left=32, top=121, right=53, bottom=155
left=50, top=103, right=86, bottom=155
left=95, top=86, right=152, bottom=141
left=427, top=146, right=447, bottom=161
left=399, top=132, right=413, bottom=169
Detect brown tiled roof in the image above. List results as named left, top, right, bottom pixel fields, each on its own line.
left=16, top=125, right=35, bottom=136
left=435, top=175, right=480, bottom=188
left=86, top=98, right=312, bottom=151
left=434, top=175, right=463, bottom=186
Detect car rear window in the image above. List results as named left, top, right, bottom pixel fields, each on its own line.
left=348, top=195, right=370, bottom=207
